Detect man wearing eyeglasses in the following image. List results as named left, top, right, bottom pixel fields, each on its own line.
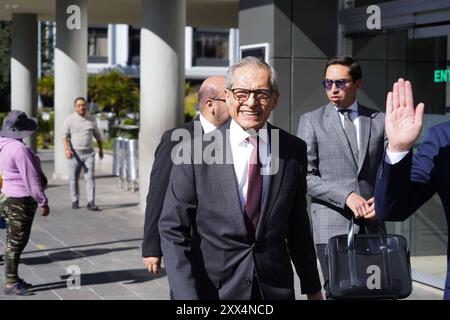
left=142, top=76, right=229, bottom=298
left=159, top=56, right=323, bottom=300
left=297, top=56, right=386, bottom=298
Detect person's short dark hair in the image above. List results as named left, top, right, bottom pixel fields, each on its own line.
left=324, top=56, right=362, bottom=82
left=74, top=97, right=87, bottom=105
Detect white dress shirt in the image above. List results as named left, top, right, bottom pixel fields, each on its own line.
left=335, top=99, right=361, bottom=151
left=229, top=119, right=271, bottom=211
left=199, top=113, right=217, bottom=134
left=385, top=149, right=409, bottom=164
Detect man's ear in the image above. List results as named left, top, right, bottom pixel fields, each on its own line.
left=225, top=89, right=232, bottom=105
left=206, top=99, right=215, bottom=114
left=271, top=91, right=280, bottom=109
left=225, top=88, right=230, bottom=100
left=354, top=79, right=363, bottom=90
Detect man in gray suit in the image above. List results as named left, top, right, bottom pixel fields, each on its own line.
left=297, top=56, right=385, bottom=297
left=159, top=56, right=323, bottom=300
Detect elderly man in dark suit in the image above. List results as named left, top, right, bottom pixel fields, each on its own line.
left=159, top=56, right=322, bottom=300
left=375, top=78, right=450, bottom=299
left=297, top=56, right=386, bottom=298
left=141, top=76, right=229, bottom=298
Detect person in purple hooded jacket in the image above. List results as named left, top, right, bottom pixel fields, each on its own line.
left=0, top=110, right=50, bottom=296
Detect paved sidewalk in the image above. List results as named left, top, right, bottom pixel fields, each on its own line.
left=0, top=150, right=167, bottom=300
left=0, top=150, right=444, bottom=300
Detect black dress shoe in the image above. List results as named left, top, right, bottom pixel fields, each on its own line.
left=87, top=202, right=101, bottom=211
left=72, top=201, right=79, bottom=209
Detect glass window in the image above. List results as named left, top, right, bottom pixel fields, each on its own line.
left=192, top=28, right=229, bottom=67
left=128, top=27, right=140, bottom=66
left=88, top=27, right=108, bottom=63
left=352, top=29, right=447, bottom=115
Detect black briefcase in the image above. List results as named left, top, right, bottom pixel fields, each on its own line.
left=326, top=219, right=412, bottom=299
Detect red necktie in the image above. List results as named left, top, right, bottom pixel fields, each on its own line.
left=244, top=136, right=262, bottom=238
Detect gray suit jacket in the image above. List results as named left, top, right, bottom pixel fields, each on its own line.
left=159, top=121, right=321, bottom=300
left=297, top=103, right=386, bottom=244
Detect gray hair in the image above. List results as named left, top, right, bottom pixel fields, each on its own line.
left=226, top=56, right=278, bottom=92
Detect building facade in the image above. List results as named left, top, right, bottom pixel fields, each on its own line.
left=238, top=0, right=450, bottom=291
left=85, top=24, right=239, bottom=81
left=1, top=0, right=449, bottom=293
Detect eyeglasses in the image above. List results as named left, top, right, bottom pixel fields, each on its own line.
left=321, top=79, right=352, bottom=91
left=210, top=98, right=226, bottom=102
left=228, top=88, right=274, bottom=103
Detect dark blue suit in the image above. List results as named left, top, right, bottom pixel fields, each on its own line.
left=375, top=120, right=450, bottom=299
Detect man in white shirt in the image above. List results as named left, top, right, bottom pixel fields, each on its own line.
left=159, top=56, right=323, bottom=300
left=297, top=56, right=386, bottom=298
left=62, top=97, right=103, bottom=211
left=141, top=76, right=229, bottom=298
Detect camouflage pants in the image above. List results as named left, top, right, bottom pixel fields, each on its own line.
left=0, top=194, right=37, bottom=284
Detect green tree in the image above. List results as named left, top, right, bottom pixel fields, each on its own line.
left=184, top=81, right=198, bottom=122
left=40, top=22, right=55, bottom=75
left=88, top=69, right=139, bottom=115
left=37, top=75, right=54, bottom=108
left=0, top=22, right=11, bottom=112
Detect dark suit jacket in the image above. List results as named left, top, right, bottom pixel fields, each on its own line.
left=375, top=120, right=450, bottom=299
left=159, top=121, right=321, bottom=300
left=142, top=120, right=198, bottom=258
left=141, top=118, right=217, bottom=299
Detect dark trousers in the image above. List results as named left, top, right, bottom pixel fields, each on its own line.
left=0, top=195, right=37, bottom=284
left=316, top=244, right=331, bottom=299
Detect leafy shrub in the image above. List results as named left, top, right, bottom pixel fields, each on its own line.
left=185, top=81, right=199, bottom=122
left=88, top=69, right=139, bottom=115
left=37, top=75, right=54, bottom=108
left=37, top=109, right=54, bottom=149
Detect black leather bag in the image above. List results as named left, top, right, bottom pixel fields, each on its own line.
left=326, top=219, right=412, bottom=299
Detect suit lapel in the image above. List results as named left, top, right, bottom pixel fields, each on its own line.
left=255, top=124, right=285, bottom=240
left=357, top=105, right=371, bottom=174
left=325, top=103, right=358, bottom=168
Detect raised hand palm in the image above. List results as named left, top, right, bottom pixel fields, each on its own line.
left=385, top=79, right=424, bottom=152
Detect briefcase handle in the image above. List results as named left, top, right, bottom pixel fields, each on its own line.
left=346, top=218, right=393, bottom=290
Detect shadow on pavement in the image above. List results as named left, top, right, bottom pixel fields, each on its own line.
left=98, top=202, right=140, bottom=211
left=45, top=183, right=68, bottom=189
left=22, top=238, right=143, bottom=255
left=30, top=268, right=167, bottom=292
left=21, top=246, right=138, bottom=265
left=95, top=174, right=118, bottom=179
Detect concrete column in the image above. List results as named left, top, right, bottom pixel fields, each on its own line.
left=229, top=28, right=239, bottom=65
left=116, top=25, right=129, bottom=67
left=185, top=26, right=193, bottom=69
left=108, top=24, right=116, bottom=65
left=54, top=0, right=88, bottom=179
left=11, top=14, right=38, bottom=151
left=139, top=0, right=185, bottom=210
